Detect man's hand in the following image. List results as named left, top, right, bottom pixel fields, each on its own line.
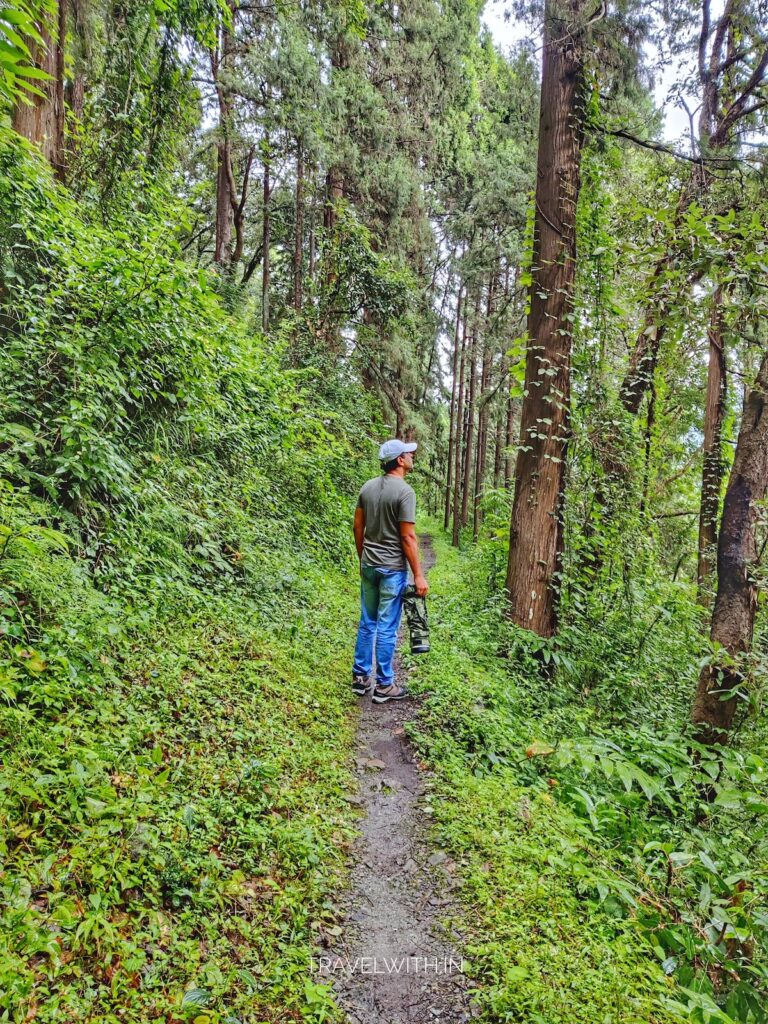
left=414, top=573, right=429, bottom=597
left=399, top=521, right=427, bottom=594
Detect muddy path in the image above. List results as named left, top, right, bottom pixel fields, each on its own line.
left=321, top=537, right=477, bottom=1024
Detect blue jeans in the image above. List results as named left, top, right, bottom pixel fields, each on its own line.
left=353, top=565, right=408, bottom=687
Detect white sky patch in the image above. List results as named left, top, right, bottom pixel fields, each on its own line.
left=481, top=0, right=725, bottom=148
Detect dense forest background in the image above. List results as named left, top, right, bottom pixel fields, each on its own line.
left=1, top=0, right=768, bottom=1022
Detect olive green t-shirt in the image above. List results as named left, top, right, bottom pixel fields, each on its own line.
left=357, top=474, right=416, bottom=570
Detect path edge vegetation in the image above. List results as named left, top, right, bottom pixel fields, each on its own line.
left=408, top=522, right=768, bottom=1024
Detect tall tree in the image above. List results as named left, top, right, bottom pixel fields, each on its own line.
left=12, top=0, right=66, bottom=176
left=293, top=140, right=304, bottom=311
left=697, top=289, right=728, bottom=604
left=460, top=298, right=479, bottom=528
left=504, top=0, right=587, bottom=637
left=473, top=273, right=495, bottom=540
left=210, top=4, right=236, bottom=266
left=692, top=346, right=768, bottom=744
left=452, top=303, right=468, bottom=547
left=444, top=285, right=463, bottom=529
left=620, top=0, right=768, bottom=415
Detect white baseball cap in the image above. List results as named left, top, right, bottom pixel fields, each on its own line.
left=378, top=439, right=418, bottom=462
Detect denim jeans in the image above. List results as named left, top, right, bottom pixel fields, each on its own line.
left=353, top=565, right=408, bottom=687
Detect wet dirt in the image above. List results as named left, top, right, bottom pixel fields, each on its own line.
left=320, top=537, right=478, bottom=1024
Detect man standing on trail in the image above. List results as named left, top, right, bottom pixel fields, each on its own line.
left=352, top=439, right=429, bottom=703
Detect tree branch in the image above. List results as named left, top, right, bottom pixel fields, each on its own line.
left=605, top=128, right=736, bottom=166
left=233, top=145, right=255, bottom=219
left=713, top=44, right=768, bottom=144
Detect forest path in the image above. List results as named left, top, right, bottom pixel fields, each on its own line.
left=321, top=537, right=477, bottom=1024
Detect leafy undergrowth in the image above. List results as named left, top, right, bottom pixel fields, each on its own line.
left=407, top=525, right=768, bottom=1024
left=0, top=133, right=381, bottom=1023
left=1, top=508, right=358, bottom=1023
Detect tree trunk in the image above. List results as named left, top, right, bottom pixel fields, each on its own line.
left=53, top=0, right=66, bottom=178
left=639, top=375, right=656, bottom=514
left=504, top=264, right=519, bottom=489
left=211, top=15, right=235, bottom=266
left=13, top=0, right=66, bottom=173
left=294, top=142, right=304, bottom=312
left=618, top=200, right=705, bottom=415
left=504, top=0, right=585, bottom=637
left=452, top=303, right=468, bottom=547
left=324, top=35, right=348, bottom=235
left=308, top=162, right=317, bottom=282
left=324, top=165, right=343, bottom=233
left=214, top=141, right=233, bottom=264
left=697, top=289, right=728, bottom=605
left=444, top=285, right=463, bottom=530
left=262, top=143, right=271, bottom=332
left=461, top=304, right=479, bottom=528
left=473, top=277, right=495, bottom=540
left=619, top=4, right=768, bottom=415
left=692, top=347, right=768, bottom=745
left=493, top=380, right=505, bottom=489
left=505, top=393, right=515, bottom=488
left=231, top=146, right=254, bottom=268
left=619, top=266, right=668, bottom=415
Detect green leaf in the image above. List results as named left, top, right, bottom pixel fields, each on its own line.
left=182, top=988, right=209, bottom=1008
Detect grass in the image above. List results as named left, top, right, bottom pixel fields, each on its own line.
left=1, top=558, right=360, bottom=1024
left=4, top=506, right=760, bottom=1024
left=406, top=522, right=684, bottom=1024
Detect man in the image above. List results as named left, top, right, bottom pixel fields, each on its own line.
left=351, top=439, right=429, bottom=703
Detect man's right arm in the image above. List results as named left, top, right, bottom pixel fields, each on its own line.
left=399, top=522, right=428, bottom=596
left=353, top=506, right=365, bottom=566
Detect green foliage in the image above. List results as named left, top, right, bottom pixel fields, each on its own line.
left=0, top=0, right=53, bottom=108
left=410, top=527, right=768, bottom=1024
left=0, top=125, right=378, bottom=1021
left=0, top=483, right=360, bottom=1020
left=3, top=0, right=768, bottom=1020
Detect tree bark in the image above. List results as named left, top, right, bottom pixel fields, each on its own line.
left=493, top=377, right=506, bottom=489
left=231, top=146, right=254, bottom=268
left=324, top=33, right=349, bottom=235
left=504, top=264, right=519, bottom=488
left=452, top=302, right=468, bottom=547
left=262, top=141, right=271, bottom=332
left=697, top=289, right=728, bottom=604
left=13, top=0, right=66, bottom=174
left=473, top=276, right=495, bottom=540
left=505, top=393, right=515, bottom=488
left=324, top=165, right=343, bottom=232
left=504, top=0, right=585, bottom=637
left=214, top=140, right=234, bottom=264
left=619, top=265, right=668, bottom=416
left=640, top=375, right=656, bottom=514
left=444, top=285, right=463, bottom=530
left=308, top=161, right=317, bottom=282
left=53, top=0, right=66, bottom=178
left=293, top=141, right=304, bottom=312
left=618, top=194, right=706, bottom=415
left=211, top=13, right=235, bottom=266
left=692, top=347, right=768, bottom=745
left=461, top=301, right=479, bottom=528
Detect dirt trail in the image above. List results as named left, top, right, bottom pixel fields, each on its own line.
left=321, top=537, right=477, bottom=1024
